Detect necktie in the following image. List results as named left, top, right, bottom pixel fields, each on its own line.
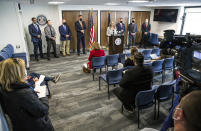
left=80, top=21, right=83, bottom=29
left=49, top=26, right=53, bottom=37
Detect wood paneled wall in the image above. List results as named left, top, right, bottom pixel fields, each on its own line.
left=131, top=11, right=151, bottom=43
left=62, top=11, right=98, bottom=50
left=100, top=11, right=129, bottom=47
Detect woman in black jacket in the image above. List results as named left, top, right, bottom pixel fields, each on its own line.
left=124, top=46, right=138, bottom=67
left=0, top=58, right=54, bottom=131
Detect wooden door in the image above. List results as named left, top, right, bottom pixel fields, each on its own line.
left=131, top=11, right=151, bottom=44
left=100, top=11, right=115, bottom=47
left=62, top=10, right=98, bottom=50
left=62, top=11, right=79, bottom=51
left=116, top=11, right=129, bottom=45
left=101, top=11, right=129, bottom=47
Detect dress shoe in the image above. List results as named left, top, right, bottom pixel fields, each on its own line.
left=77, top=54, right=80, bottom=56
left=52, top=74, right=62, bottom=83
left=47, top=58, right=51, bottom=61
left=36, top=58, right=39, bottom=61
left=55, top=55, right=59, bottom=58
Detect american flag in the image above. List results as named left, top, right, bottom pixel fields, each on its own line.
left=89, top=10, right=95, bottom=48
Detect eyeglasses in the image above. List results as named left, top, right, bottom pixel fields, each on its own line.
left=172, top=107, right=183, bottom=120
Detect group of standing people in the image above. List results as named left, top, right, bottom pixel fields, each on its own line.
left=28, top=15, right=87, bottom=61
left=106, top=18, right=151, bottom=48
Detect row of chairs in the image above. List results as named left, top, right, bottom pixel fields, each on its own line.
left=141, top=48, right=160, bottom=60
left=96, top=57, right=174, bottom=99
left=91, top=48, right=162, bottom=81
left=91, top=54, right=121, bottom=80
left=121, top=80, right=177, bottom=129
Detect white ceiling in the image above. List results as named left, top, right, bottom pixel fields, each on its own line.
left=4, top=0, right=201, bottom=6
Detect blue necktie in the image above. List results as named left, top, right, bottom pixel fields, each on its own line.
left=63, top=25, right=66, bottom=31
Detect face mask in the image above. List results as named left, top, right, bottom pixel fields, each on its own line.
left=132, top=20, right=135, bottom=23
left=120, top=21, right=123, bottom=23
left=63, top=22, right=66, bottom=25
left=80, top=18, right=82, bottom=21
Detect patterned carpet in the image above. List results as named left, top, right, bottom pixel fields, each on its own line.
left=29, top=52, right=174, bottom=131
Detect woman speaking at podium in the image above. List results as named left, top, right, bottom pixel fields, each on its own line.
left=107, top=21, right=117, bottom=36
left=106, top=21, right=117, bottom=49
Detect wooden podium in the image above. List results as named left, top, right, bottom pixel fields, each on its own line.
left=109, top=35, right=124, bottom=55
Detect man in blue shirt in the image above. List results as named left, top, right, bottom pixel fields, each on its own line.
left=59, top=19, right=71, bottom=56
left=28, top=17, right=44, bottom=61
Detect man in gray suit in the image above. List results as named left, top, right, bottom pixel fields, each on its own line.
left=128, top=18, right=137, bottom=48
left=44, top=20, right=59, bottom=60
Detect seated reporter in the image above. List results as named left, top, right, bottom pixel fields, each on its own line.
left=124, top=46, right=138, bottom=67
left=25, top=72, right=61, bottom=98
left=0, top=58, right=54, bottom=131
left=113, top=52, right=153, bottom=111
left=83, top=42, right=105, bottom=73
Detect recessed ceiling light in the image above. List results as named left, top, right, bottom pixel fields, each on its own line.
left=48, top=1, right=65, bottom=5
left=104, top=3, right=120, bottom=5
left=128, top=0, right=149, bottom=3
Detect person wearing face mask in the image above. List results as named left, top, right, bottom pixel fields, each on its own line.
left=128, top=18, right=137, bottom=48
left=44, top=20, right=59, bottom=60
left=173, top=90, right=201, bottom=131
left=141, top=19, right=151, bottom=48
left=28, top=17, right=44, bottom=61
left=59, top=19, right=71, bottom=57
left=75, top=15, right=86, bottom=56
left=116, top=18, right=125, bottom=35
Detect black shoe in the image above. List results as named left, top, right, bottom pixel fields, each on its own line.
left=52, top=74, right=62, bottom=83
left=47, top=58, right=51, bottom=61
left=41, top=56, right=44, bottom=59
left=77, top=54, right=80, bottom=56
left=36, top=58, right=39, bottom=61
left=55, top=55, right=59, bottom=58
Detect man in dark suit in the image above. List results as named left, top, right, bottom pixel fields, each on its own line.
left=113, top=52, right=153, bottom=111
left=28, top=17, right=44, bottom=61
left=59, top=19, right=71, bottom=56
left=128, top=18, right=137, bottom=48
left=75, top=15, right=86, bottom=56
left=116, top=18, right=125, bottom=35
left=141, top=19, right=151, bottom=48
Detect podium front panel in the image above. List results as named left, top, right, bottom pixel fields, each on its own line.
left=109, top=36, right=124, bottom=55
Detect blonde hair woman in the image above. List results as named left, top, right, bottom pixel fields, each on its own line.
left=124, top=46, right=139, bottom=67
left=0, top=58, right=54, bottom=131
left=107, top=21, right=117, bottom=36
left=83, top=42, right=105, bottom=73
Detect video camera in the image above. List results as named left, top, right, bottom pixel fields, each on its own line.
left=160, top=30, right=201, bottom=95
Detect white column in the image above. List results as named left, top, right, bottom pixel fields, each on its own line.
left=98, top=9, right=101, bottom=43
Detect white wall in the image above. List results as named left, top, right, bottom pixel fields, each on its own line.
left=150, top=6, right=184, bottom=37
left=0, top=1, right=27, bottom=53
left=21, top=4, right=60, bottom=54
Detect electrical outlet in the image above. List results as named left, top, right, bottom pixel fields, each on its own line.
left=16, top=45, right=20, bottom=49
